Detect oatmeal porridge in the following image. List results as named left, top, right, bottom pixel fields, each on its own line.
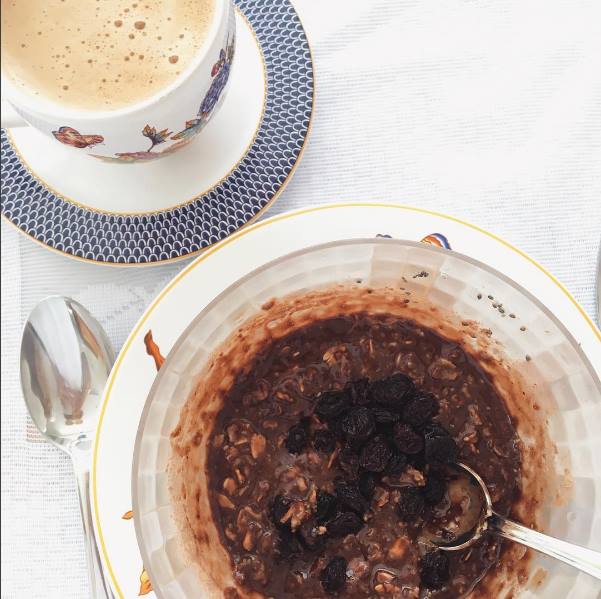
left=204, top=313, right=522, bottom=598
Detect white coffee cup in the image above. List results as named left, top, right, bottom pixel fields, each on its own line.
left=0, top=0, right=235, bottom=163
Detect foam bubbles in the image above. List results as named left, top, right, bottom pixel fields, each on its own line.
left=1, top=0, right=215, bottom=110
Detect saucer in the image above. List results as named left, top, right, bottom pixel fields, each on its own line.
left=0, top=0, right=314, bottom=265
left=91, top=203, right=600, bottom=598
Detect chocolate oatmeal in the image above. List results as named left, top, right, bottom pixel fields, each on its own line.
left=206, top=313, right=522, bottom=598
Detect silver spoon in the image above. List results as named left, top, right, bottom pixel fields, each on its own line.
left=20, top=296, right=116, bottom=598
left=431, top=463, right=601, bottom=580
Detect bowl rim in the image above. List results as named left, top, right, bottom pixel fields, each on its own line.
left=132, top=236, right=601, bottom=599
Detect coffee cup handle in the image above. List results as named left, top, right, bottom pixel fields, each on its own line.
left=1, top=99, right=28, bottom=128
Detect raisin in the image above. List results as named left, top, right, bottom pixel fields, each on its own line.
left=358, top=471, right=377, bottom=499
left=407, top=451, right=426, bottom=470
left=338, top=445, right=360, bottom=478
left=423, top=469, right=446, bottom=505
left=393, top=423, right=424, bottom=454
left=327, top=511, right=364, bottom=537
left=425, top=435, right=457, bottom=463
left=396, top=487, right=425, bottom=520
left=316, top=490, right=338, bottom=524
left=371, top=406, right=400, bottom=425
left=320, top=556, right=347, bottom=594
left=334, top=479, right=367, bottom=514
left=368, top=373, right=415, bottom=411
left=313, top=429, right=337, bottom=453
left=315, top=389, right=351, bottom=420
left=422, top=422, right=448, bottom=437
left=420, top=551, right=450, bottom=588
left=271, top=495, right=291, bottom=528
left=402, top=391, right=439, bottom=427
left=345, top=378, right=370, bottom=405
left=384, top=450, right=407, bottom=475
left=285, top=423, right=308, bottom=454
left=423, top=424, right=458, bottom=464
left=341, top=407, right=375, bottom=443
left=275, top=527, right=303, bottom=561
left=329, top=417, right=346, bottom=440
left=359, top=435, right=393, bottom=472
left=299, top=519, right=326, bottom=551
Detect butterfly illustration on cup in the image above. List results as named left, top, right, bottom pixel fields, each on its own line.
left=52, top=126, right=104, bottom=149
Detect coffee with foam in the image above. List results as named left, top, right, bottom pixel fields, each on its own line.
left=1, top=0, right=215, bottom=111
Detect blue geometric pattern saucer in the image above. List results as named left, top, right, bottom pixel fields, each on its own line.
left=0, top=0, right=313, bottom=265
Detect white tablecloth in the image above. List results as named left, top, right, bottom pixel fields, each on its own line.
left=2, top=1, right=600, bottom=597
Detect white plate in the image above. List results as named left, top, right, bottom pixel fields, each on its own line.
left=92, top=202, right=601, bottom=598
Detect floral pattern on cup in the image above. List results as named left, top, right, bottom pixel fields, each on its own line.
left=91, top=35, right=236, bottom=164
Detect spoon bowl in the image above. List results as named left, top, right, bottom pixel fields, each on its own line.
left=432, top=463, right=601, bottom=580
left=20, top=296, right=116, bottom=598
left=428, top=462, right=493, bottom=551
left=20, top=296, right=114, bottom=450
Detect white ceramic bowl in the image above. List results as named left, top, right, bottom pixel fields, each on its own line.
left=132, top=239, right=601, bottom=599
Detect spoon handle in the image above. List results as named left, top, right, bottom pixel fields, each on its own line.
left=490, top=513, right=601, bottom=581
left=72, top=452, right=115, bottom=599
